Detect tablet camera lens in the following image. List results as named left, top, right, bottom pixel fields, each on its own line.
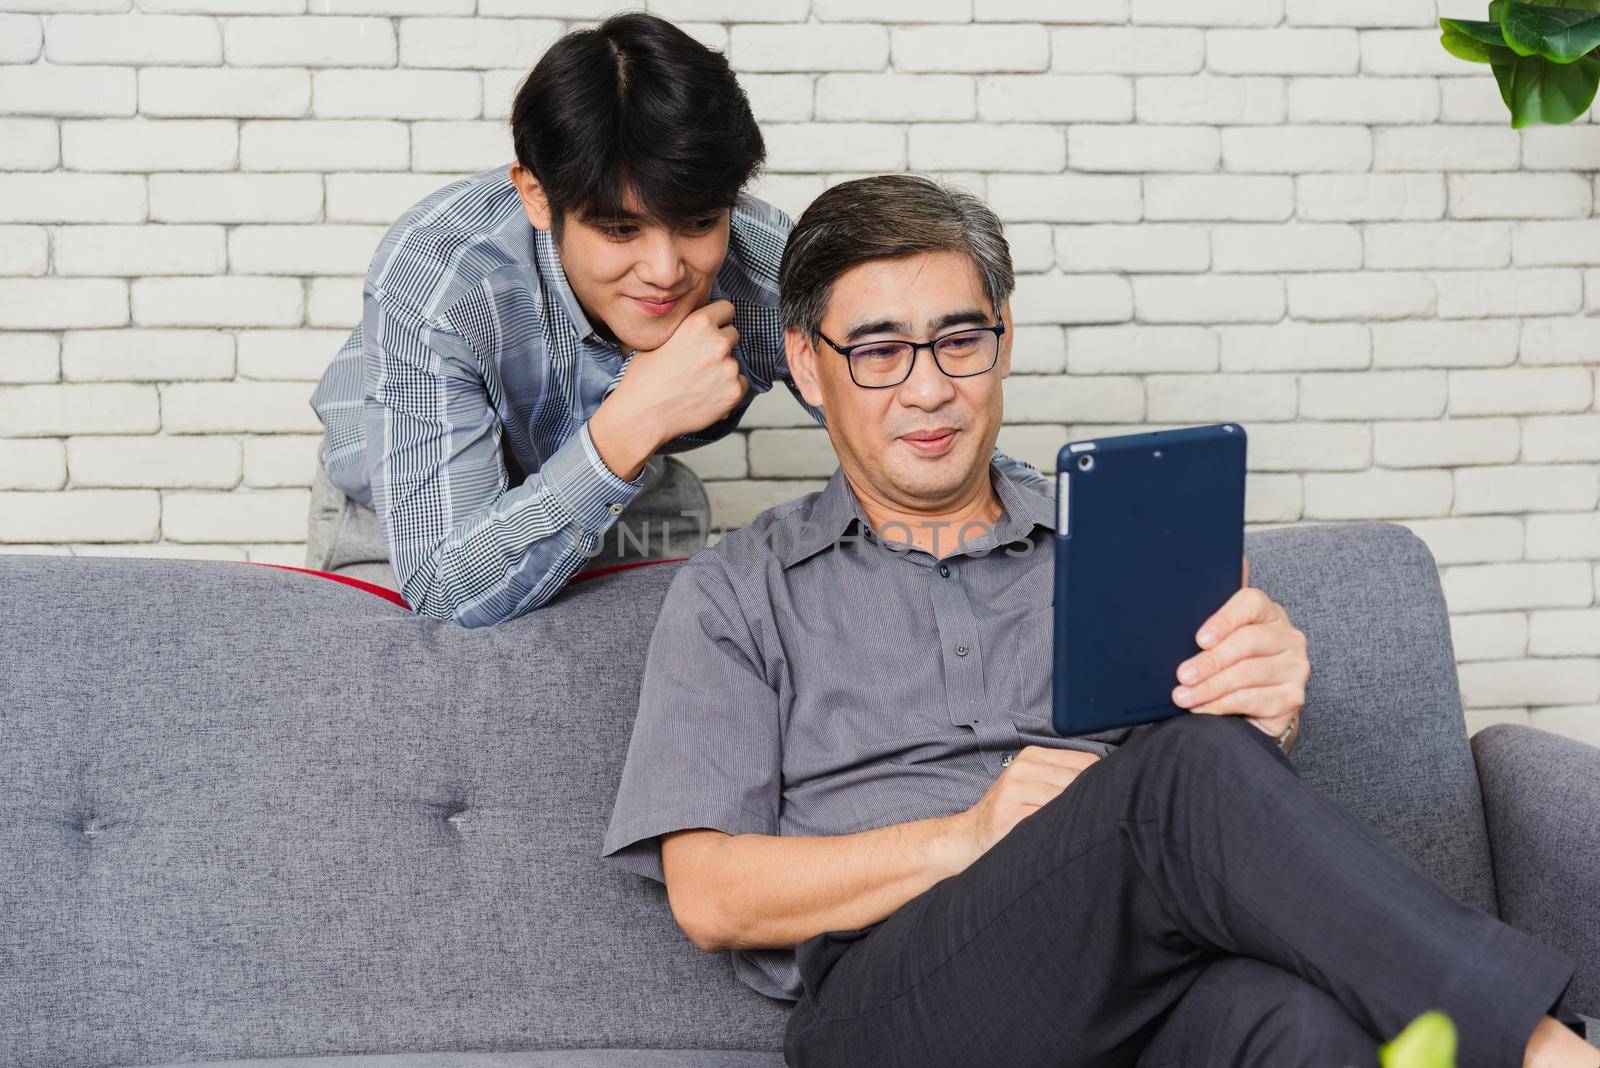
left=1077, top=454, right=1094, bottom=472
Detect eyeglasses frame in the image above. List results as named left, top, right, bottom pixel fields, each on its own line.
left=813, top=323, right=1007, bottom=389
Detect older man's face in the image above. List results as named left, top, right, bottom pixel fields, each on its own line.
left=788, top=249, right=1013, bottom=505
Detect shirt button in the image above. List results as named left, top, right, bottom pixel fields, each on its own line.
left=608, top=502, right=624, bottom=515
left=1001, top=752, right=1013, bottom=767
left=938, top=563, right=950, bottom=578
left=954, top=642, right=969, bottom=657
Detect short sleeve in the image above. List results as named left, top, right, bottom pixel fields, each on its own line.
left=601, top=555, right=782, bottom=884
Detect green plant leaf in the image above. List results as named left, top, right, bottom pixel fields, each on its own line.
left=1500, top=0, right=1600, bottom=61
left=1504, top=52, right=1600, bottom=123
left=1492, top=58, right=1518, bottom=106
left=1499, top=0, right=1600, bottom=16
left=1442, top=27, right=1516, bottom=62
left=1441, top=15, right=1512, bottom=44
left=1379, top=1011, right=1457, bottom=1068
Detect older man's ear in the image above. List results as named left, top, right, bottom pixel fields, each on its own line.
left=997, top=299, right=1014, bottom=380
left=785, top=326, right=827, bottom=411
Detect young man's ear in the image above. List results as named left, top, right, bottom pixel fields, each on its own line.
left=785, top=327, right=826, bottom=412
left=509, top=163, right=553, bottom=232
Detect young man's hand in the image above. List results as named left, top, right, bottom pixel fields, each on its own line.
left=950, top=746, right=1102, bottom=868
left=591, top=300, right=749, bottom=482
left=1171, top=556, right=1309, bottom=747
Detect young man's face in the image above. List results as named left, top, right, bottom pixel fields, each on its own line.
left=787, top=249, right=1014, bottom=507
left=511, top=165, right=730, bottom=353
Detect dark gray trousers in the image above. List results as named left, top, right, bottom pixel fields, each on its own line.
left=785, top=713, right=1581, bottom=1068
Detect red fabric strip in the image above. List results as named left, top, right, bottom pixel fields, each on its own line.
left=244, top=562, right=411, bottom=609
left=242, top=555, right=686, bottom=612
left=570, top=556, right=689, bottom=585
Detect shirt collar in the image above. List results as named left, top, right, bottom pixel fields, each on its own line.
left=777, top=459, right=1056, bottom=570
left=533, top=225, right=596, bottom=342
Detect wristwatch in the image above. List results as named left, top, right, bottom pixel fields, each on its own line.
left=1275, top=715, right=1300, bottom=754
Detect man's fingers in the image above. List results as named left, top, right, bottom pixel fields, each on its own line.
left=1183, top=682, right=1304, bottom=722
left=702, top=298, right=736, bottom=326
left=1176, top=621, right=1283, bottom=687
left=1009, top=762, right=1089, bottom=794
left=1015, top=746, right=1100, bottom=771
left=1011, top=781, right=1069, bottom=808
left=1173, top=649, right=1294, bottom=708
left=1017, top=744, right=1100, bottom=765
left=1182, top=701, right=1292, bottom=738
left=1196, top=586, right=1277, bottom=649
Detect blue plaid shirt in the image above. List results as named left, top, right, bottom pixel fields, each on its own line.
left=310, top=164, right=1046, bottom=628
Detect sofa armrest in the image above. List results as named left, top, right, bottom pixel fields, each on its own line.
left=1472, top=723, right=1600, bottom=1019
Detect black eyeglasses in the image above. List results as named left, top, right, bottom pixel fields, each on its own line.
left=816, top=323, right=1006, bottom=389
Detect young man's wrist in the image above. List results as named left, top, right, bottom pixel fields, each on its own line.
left=589, top=393, right=660, bottom=483
left=539, top=421, right=650, bottom=533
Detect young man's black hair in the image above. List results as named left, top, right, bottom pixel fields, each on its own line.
left=510, top=12, right=765, bottom=237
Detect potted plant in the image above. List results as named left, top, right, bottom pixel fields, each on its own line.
left=1439, top=0, right=1600, bottom=125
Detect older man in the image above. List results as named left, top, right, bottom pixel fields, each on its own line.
left=601, top=175, right=1594, bottom=1068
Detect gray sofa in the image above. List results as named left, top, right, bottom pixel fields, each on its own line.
left=3, top=520, right=1597, bottom=1068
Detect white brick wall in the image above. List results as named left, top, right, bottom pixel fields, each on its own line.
left=1, top=0, right=1597, bottom=744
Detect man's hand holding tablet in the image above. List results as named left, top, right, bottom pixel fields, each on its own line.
left=1052, top=423, right=1307, bottom=755
left=958, top=550, right=1311, bottom=864
left=1173, top=554, right=1309, bottom=755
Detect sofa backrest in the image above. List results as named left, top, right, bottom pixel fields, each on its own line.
left=1241, top=522, right=1497, bottom=917
left=0, top=520, right=1495, bottom=1067
left=1, top=554, right=790, bottom=1068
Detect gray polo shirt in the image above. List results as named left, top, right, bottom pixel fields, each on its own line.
left=601, top=461, right=1138, bottom=1002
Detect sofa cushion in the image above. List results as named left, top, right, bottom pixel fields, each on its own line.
left=1, top=555, right=790, bottom=1068
left=0, top=520, right=1496, bottom=1067
left=140, top=1050, right=786, bottom=1067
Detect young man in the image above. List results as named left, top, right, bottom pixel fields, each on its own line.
left=600, top=175, right=1597, bottom=1068
left=305, top=12, right=1045, bottom=627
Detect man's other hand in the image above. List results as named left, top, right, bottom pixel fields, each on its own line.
left=953, top=746, right=1102, bottom=867
left=1171, top=555, right=1309, bottom=744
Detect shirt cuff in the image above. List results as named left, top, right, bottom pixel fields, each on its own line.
left=601, top=801, right=777, bottom=884
left=541, top=419, right=650, bottom=532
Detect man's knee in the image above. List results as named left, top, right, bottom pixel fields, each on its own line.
left=1135, top=710, right=1275, bottom=767
left=1251, top=976, right=1376, bottom=1065
left=1140, top=956, right=1378, bottom=1068
left=1116, top=713, right=1292, bottom=821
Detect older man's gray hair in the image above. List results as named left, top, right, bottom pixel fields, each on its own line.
left=777, top=173, right=1016, bottom=339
